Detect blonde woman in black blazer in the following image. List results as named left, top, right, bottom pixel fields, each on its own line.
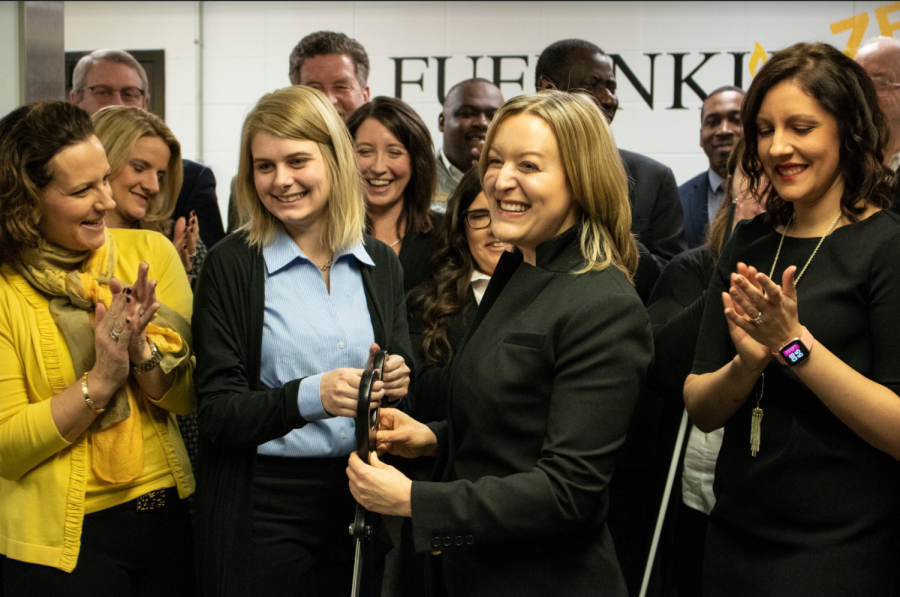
left=347, top=91, right=653, bottom=597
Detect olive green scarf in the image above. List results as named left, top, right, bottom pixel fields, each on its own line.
left=14, top=230, right=191, bottom=483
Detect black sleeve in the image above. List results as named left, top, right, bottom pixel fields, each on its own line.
left=867, top=226, right=900, bottom=394
left=388, top=254, right=418, bottom=415
left=177, top=163, right=225, bottom=248
left=411, top=289, right=652, bottom=549
left=646, top=249, right=714, bottom=395
left=192, top=242, right=308, bottom=447
left=646, top=167, right=688, bottom=267
left=691, top=229, right=741, bottom=376
left=633, top=241, right=663, bottom=305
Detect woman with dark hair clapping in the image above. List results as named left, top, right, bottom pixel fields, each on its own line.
left=0, top=102, right=195, bottom=596
left=684, top=42, right=900, bottom=597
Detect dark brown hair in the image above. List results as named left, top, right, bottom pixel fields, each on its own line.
left=347, top=96, right=436, bottom=238
left=410, top=169, right=482, bottom=366
left=741, top=42, right=894, bottom=226
left=0, top=102, right=95, bottom=264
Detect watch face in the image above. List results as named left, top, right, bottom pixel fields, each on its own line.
left=781, top=341, right=809, bottom=365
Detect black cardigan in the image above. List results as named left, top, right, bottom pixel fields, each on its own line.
left=191, top=231, right=414, bottom=597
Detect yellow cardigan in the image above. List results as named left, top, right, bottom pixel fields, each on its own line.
left=0, top=228, right=196, bottom=572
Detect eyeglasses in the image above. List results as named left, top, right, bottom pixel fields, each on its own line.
left=464, top=208, right=491, bottom=230
left=80, top=85, right=145, bottom=104
left=871, top=76, right=900, bottom=92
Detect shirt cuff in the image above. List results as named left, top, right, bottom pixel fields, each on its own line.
left=297, top=373, right=330, bottom=421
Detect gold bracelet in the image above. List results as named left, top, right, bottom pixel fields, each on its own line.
left=82, top=372, right=105, bottom=414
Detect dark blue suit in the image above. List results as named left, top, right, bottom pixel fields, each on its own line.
left=678, top=171, right=711, bottom=249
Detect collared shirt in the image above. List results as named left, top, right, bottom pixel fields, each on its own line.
left=438, top=148, right=464, bottom=187
left=707, top=168, right=726, bottom=224
left=470, top=269, right=491, bottom=305
left=258, top=227, right=376, bottom=458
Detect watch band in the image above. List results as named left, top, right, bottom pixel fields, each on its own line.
left=774, top=326, right=815, bottom=366
left=132, top=342, right=162, bottom=375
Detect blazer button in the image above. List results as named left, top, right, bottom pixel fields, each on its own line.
left=443, top=536, right=453, bottom=547
left=454, top=536, right=463, bottom=547
left=465, top=535, right=475, bottom=545
left=431, top=537, right=441, bottom=549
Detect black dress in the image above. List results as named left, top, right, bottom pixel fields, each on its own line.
left=691, top=211, right=900, bottom=597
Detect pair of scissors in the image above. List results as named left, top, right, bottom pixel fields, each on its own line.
left=350, top=350, right=386, bottom=597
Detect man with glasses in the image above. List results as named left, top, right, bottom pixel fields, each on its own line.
left=69, top=49, right=149, bottom=113
left=69, top=49, right=225, bottom=248
left=856, top=37, right=900, bottom=171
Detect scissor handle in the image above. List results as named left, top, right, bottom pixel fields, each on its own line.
left=355, top=350, right=387, bottom=463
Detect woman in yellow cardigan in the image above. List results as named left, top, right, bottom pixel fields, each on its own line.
left=0, top=102, right=196, bottom=595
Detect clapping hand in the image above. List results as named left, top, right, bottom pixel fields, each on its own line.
left=725, top=262, right=803, bottom=361
left=172, top=210, right=199, bottom=275
left=111, top=263, right=160, bottom=365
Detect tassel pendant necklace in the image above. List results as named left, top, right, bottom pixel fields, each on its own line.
left=750, top=210, right=840, bottom=457
left=750, top=373, right=765, bottom=457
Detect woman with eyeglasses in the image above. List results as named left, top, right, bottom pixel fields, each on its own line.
left=408, top=168, right=511, bottom=424
left=347, top=97, right=442, bottom=296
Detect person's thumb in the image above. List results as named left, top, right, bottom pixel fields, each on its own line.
left=369, top=450, right=388, bottom=469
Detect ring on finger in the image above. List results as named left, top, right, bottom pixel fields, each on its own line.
left=109, top=329, right=121, bottom=342
left=753, top=312, right=764, bottom=325
left=139, top=307, right=146, bottom=317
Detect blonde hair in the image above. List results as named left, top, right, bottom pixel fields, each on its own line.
left=92, top=105, right=182, bottom=235
left=478, top=90, right=638, bottom=279
left=235, top=86, right=366, bottom=250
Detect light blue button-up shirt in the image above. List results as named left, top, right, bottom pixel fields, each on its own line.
left=257, top=227, right=376, bottom=458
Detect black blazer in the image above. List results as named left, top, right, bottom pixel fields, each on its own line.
left=620, top=149, right=687, bottom=265
left=173, top=159, right=226, bottom=248
left=677, top=170, right=711, bottom=249
left=409, top=227, right=653, bottom=597
left=191, top=232, right=415, bottom=597
left=398, top=212, right=444, bottom=296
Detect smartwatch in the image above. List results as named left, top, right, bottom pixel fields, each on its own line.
left=774, top=327, right=815, bottom=367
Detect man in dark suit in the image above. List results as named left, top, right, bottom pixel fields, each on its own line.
left=535, top=39, right=687, bottom=301
left=70, top=49, right=225, bottom=248
left=678, top=86, right=744, bottom=248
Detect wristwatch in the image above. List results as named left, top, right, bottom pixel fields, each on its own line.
left=773, top=327, right=815, bottom=367
left=132, top=342, right=163, bottom=374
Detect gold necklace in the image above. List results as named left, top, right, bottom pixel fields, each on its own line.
left=767, top=211, right=842, bottom=285
left=752, top=210, right=840, bottom=457
left=317, top=257, right=333, bottom=271
left=388, top=237, right=403, bottom=248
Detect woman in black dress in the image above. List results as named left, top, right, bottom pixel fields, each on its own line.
left=347, top=97, right=442, bottom=294
left=683, top=42, right=900, bottom=596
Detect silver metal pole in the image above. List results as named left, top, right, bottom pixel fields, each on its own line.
left=639, top=409, right=689, bottom=597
